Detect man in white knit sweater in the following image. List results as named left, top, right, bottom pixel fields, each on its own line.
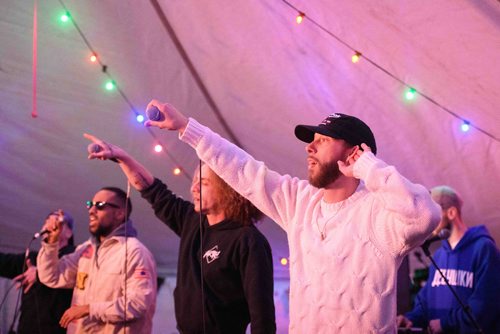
left=144, top=100, right=441, bottom=333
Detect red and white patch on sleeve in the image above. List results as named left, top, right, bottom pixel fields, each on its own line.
left=81, top=245, right=93, bottom=259
left=134, top=267, right=150, bottom=279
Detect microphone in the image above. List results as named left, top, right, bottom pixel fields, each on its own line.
left=145, top=106, right=163, bottom=121
left=33, top=216, right=64, bottom=240
left=33, top=229, right=50, bottom=240
left=422, top=228, right=451, bottom=249
left=87, top=143, right=118, bottom=163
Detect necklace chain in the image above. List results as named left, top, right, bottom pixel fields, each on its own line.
left=316, top=200, right=346, bottom=241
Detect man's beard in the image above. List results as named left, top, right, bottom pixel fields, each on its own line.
left=309, top=159, right=342, bottom=188
left=441, top=215, right=453, bottom=232
left=89, top=222, right=115, bottom=239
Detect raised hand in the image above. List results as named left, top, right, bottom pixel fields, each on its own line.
left=84, top=133, right=127, bottom=162
left=41, top=210, right=65, bottom=244
left=144, top=99, right=189, bottom=133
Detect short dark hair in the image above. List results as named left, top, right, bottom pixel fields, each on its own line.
left=100, top=186, right=132, bottom=218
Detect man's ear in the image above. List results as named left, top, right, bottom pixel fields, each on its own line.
left=344, top=145, right=359, bottom=164
left=445, top=207, right=458, bottom=220
left=115, top=208, right=127, bottom=223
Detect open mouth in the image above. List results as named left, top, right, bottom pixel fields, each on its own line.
left=307, top=157, right=318, bottom=169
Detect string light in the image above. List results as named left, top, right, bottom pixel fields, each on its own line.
left=296, top=12, right=305, bottom=24
left=104, top=80, right=115, bottom=91
left=55, top=0, right=499, bottom=174
left=351, top=51, right=362, bottom=63
left=154, top=144, right=163, bottom=153
left=280, top=257, right=288, bottom=266
left=60, top=11, right=70, bottom=23
left=136, top=114, right=145, bottom=123
left=56, top=0, right=192, bottom=181
left=173, top=167, right=182, bottom=175
left=404, top=87, right=417, bottom=101
left=280, top=0, right=499, bottom=143
left=461, top=120, right=471, bottom=132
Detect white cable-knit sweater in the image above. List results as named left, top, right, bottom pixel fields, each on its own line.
left=181, top=118, right=440, bottom=333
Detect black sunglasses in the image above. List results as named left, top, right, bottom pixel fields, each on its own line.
left=86, top=201, right=120, bottom=210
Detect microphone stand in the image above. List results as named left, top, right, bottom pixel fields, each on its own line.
left=421, top=242, right=483, bottom=333
left=8, top=238, right=36, bottom=334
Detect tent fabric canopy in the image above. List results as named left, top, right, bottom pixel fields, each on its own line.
left=1, top=0, right=499, bottom=277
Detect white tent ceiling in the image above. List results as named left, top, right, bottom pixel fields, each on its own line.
left=1, top=0, right=499, bottom=277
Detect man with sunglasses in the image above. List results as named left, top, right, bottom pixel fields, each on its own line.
left=37, top=187, right=157, bottom=333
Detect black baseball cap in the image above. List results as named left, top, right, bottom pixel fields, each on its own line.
left=294, top=113, right=377, bottom=154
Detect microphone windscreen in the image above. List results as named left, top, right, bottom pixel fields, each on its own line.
left=86, top=142, right=119, bottom=163
left=146, top=106, right=163, bottom=121
left=88, top=143, right=102, bottom=154
left=438, top=228, right=451, bottom=239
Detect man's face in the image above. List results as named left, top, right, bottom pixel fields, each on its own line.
left=190, top=164, right=222, bottom=215
left=305, top=133, right=351, bottom=188
left=434, top=207, right=453, bottom=234
left=88, top=190, right=124, bottom=239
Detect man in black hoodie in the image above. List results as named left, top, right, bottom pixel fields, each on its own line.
left=0, top=211, right=75, bottom=334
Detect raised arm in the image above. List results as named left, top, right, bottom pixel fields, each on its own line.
left=140, top=99, right=306, bottom=231
left=37, top=212, right=79, bottom=289
left=83, top=133, right=154, bottom=191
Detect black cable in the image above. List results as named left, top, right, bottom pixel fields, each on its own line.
left=198, top=160, right=207, bottom=334
left=123, top=181, right=131, bottom=334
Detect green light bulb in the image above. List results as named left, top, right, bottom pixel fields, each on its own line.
left=105, top=81, right=115, bottom=91
left=405, top=88, right=416, bottom=100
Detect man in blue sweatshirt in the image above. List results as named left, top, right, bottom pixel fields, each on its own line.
left=397, top=185, right=500, bottom=333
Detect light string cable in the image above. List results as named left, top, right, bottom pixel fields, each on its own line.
left=123, top=181, right=131, bottom=333
left=56, top=0, right=192, bottom=180
left=198, top=160, right=207, bottom=334
left=280, top=0, right=500, bottom=143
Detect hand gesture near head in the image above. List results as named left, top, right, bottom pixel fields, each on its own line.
left=338, top=143, right=372, bottom=177
left=144, top=99, right=188, bottom=133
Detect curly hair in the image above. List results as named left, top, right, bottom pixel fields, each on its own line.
left=200, top=165, right=263, bottom=226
